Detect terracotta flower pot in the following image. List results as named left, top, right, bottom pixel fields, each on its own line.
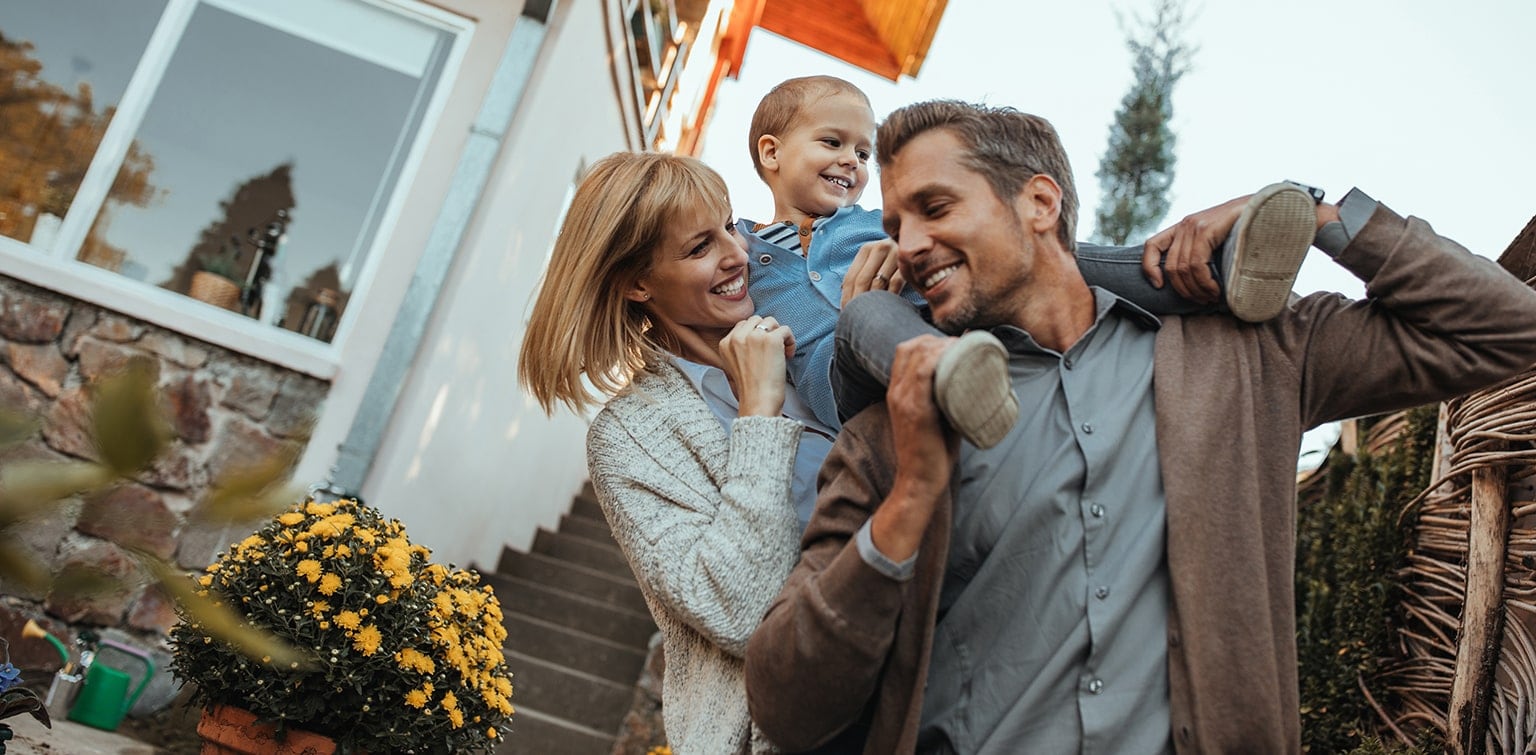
left=196, top=704, right=351, bottom=755
left=188, top=271, right=242, bottom=311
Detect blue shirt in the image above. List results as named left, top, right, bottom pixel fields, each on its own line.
left=740, top=205, right=925, bottom=429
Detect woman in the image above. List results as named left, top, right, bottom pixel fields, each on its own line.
left=519, top=152, right=837, bottom=753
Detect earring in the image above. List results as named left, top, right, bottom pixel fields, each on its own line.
left=641, top=293, right=651, bottom=301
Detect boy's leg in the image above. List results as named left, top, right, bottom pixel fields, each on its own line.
left=1220, top=182, right=1315, bottom=322
left=832, top=291, right=1019, bottom=448
left=1075, top=244, right=1216, bottom=316
left=1076, top=183, right=1314, bottom=321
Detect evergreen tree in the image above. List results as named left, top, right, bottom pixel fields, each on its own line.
left=1092, top=0, right=1194, bottom=245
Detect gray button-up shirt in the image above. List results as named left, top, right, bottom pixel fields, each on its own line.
left=915, top=289, right=1172, bottom=755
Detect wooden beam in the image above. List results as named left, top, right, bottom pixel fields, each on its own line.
left=1447, top=459, right=1509, bottom=755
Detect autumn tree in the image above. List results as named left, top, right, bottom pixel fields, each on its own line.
left=1092, top=0, right=1194, bottom=245
left=0, top=31, right=158, bottom=249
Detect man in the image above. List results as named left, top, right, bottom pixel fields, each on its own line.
left=743, top=99, right=1536, bottom=754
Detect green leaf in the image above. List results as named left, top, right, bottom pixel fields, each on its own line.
left=0, top=460, right=113, bottom=528
left=0, top=409, right=38, bottom=450
left=194, top=455, right=302, bottom=524
left=90, top=358, right=171, bottom=476
left=0, top=547, right=52, bottom=594
left=143, top=558, right=314, bottom=671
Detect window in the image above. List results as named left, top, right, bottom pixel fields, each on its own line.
left=0, top=0, right=467, bottom=359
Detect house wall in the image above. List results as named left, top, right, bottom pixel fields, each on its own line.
left=358, top=0, right=633, bottom=568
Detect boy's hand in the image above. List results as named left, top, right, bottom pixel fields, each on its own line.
left=842, top=239, right=906, bottom=306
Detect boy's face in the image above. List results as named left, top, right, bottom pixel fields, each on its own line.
left=758, top=90, right=877, bottom=221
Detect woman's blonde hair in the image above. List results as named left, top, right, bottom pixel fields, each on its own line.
left=519, top=151, right=731, bottom=414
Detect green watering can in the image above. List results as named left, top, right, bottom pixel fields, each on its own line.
left=67, top=639, right=155, bottom=731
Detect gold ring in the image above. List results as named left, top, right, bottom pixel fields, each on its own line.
left=755, top=323, right=772, bottom=332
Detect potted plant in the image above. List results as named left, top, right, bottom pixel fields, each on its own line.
left=169, top=498, right=515, bottom=754
left=188, top=244, right=244, bottom=310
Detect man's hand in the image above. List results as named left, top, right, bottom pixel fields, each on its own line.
left=842, top=239, right=906, bottom=306
left=868, top=335, right=958, bottom=561
left=1142, top=194, right=1251, bottom=303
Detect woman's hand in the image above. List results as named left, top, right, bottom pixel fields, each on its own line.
left=719, top=316, right=796, bottom=418
left=841, top=239, right=906, bottom=306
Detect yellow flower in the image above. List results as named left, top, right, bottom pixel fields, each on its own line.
left=441, top=691, right=458, bottom=711
left=335, top=610, right=362, bottom=631
left=278, top=511, right=306, bottom=526
left=355, top=528, right=377, bottom=546
left=375, top=594, right=389, bottom=605
left=448, top=708, right=464, bottom=728
left=318, top=573, right=342, bottom=596
left=304, top=500, right=337, bottom=517
left=353, top=624, right=382, bottom=656
left=334, top=544, right=351, bottom=558
left=296, top=559, right=322, bottom=583
left=196, top=574, right=213, bottom=587
left=310, top=601, right=330, bottom=617
left=308, top=512, right=356, bottom=539
left=294, top=540, right=309, bottom=553
left=396, top=647, right=436, bottom=674
left=404, top=689, right=428, bottom=708
left=487, top=727, right=497, bottom=739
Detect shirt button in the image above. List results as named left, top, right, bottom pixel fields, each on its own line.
left=1081, top=422, right=1094, bottom=434
left=1090, top=503, right=1105, bottom=518
left=1088, top=678, right=1104, bottom=694
left=809, top=271, right=822, bottom=282
left=798, top=227, right=810, bottom=236
left=758, top=254, right=773, bottom=264
left=1063, top=357, right=1074, bottom=369
left=1095, top=586, right=1110, bottom=600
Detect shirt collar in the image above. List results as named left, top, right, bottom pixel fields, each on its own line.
left=993, top=286, right=1160, bottom=355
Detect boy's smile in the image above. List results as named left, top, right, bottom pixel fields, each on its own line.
left=759, top=90, right=877, bottom=226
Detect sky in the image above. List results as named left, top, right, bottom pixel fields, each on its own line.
left=697, top=0, right=1536, bottom=466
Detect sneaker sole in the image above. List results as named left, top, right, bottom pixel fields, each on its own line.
left=933, top=331, right=1019, bottom=449
left=1226, top=183, right=1315, bottom=322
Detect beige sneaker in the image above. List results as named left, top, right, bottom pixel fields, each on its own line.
left=933, top=331, right=1019, bottom=449
left=1223, top=182, right=1316, bottom=322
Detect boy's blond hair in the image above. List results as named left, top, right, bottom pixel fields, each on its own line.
left=747, top=75, right=871, bottom=180
left=519, top=152, right=731, bottom=414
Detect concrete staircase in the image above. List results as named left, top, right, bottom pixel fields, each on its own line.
left=485, top=486, right=657, bottom=753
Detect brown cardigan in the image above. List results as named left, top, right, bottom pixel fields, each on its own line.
left=744, top=203, right=1536, bottom=754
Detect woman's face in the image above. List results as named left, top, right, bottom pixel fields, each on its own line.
left=630, top=202, right=754, bottom=347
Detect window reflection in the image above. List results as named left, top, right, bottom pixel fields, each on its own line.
left=0, top=0, right=166, bottom=251
left=83, top=0, right=450, bottom=342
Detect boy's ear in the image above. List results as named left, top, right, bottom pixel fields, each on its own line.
left=757, top=134, right=782, bottom=174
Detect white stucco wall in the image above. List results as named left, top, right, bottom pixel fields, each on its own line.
left=357, top=0, right=635, bottom=568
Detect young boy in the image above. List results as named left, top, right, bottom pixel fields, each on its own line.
left=739, top=75, right=1313, bottom=447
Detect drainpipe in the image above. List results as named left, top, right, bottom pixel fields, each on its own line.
left=326, top=0, right=561, bottom=496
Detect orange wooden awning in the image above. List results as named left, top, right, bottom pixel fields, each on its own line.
left=722, top=0, right=947, bottom=81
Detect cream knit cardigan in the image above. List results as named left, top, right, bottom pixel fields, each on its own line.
left=586, top=360, right=802, bottom=754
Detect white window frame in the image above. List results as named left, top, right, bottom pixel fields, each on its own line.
left=0, top=0, right=472, bottom=379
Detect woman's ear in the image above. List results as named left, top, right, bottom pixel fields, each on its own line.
left=757, top=134, right=782, bottom=174
left=624, top=283, right=652, bottom=303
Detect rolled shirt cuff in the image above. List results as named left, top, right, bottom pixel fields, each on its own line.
left=854, top=519, right=917, bottom=581
left=1314, top=188, right=1380, bottom=257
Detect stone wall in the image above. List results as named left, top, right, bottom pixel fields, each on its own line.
left=0, top=275, right=328, bottom=677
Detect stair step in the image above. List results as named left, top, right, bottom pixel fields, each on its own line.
left=532, top=529, right=633, bottom=578
left=484, top=572, right=656, bottom=648
left=571, top=491, right=603, bottom=521
left=559, top=513, right=616, bottom=545
left=503, top=612, right=647, bottom=684
left=499, top=705, right=613, bottom=754
left=495, top=549, right=647, bottom=615
left=503, top=649, right=633, bottom=734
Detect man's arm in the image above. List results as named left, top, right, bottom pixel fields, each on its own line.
left=1281, top=190, right=1536, bottom=425
left=746, top=337, right=958, bottom=750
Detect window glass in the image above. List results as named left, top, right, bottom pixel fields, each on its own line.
left=79, top=0, right=452, bottom=341
left=0, top=0, right=167, bottom=251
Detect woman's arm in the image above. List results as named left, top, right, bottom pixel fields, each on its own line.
left=587, top=393, right=803, bottom=658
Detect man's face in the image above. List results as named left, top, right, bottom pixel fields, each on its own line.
left=882, top=129, right=1035, bottom=333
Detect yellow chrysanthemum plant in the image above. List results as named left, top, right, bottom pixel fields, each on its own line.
left=169, top=498, right=514, bottom=753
